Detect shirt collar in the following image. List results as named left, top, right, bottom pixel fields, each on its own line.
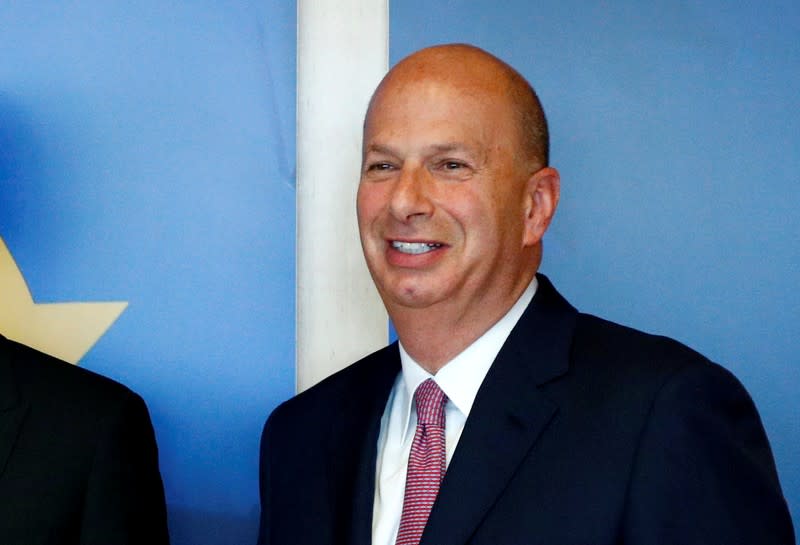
left=396, top=276, right=538, bottom=442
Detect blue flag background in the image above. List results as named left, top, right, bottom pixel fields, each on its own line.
left=1, top=3, right=295, bottom=543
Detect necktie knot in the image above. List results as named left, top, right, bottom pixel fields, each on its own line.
left=414, top=379, right=447, bottom=428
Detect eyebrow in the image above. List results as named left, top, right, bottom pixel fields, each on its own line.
left=426, top=142, right=470, bottom=154
left=363, top=142, right=472, bottom=156
left=363, top=143, right=398, bottom=156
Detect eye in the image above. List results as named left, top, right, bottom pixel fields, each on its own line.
left=367, top=162, right=395, bottom=172
left=442, top=161, right=465, bottom=170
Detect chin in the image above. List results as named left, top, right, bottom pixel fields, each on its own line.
left=382, top=282, right=445, bottom=310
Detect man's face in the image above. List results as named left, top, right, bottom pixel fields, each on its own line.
left=357, top=76, right=537, bottom=316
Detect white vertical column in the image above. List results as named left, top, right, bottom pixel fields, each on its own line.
left=296, top=1, right=389, bottom=392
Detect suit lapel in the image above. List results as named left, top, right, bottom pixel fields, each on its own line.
left=0, top=336, right=30, bottom=479
left=324, top=344, right=401, bottom=545
left=422, top=275, right=578, bottom=545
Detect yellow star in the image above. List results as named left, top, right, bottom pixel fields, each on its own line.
left=0, top=236, right=127, bottom=364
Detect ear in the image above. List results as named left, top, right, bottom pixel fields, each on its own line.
left=522, top=167, right=560, bottom=247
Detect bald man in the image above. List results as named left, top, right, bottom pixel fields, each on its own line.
left=257, top=44, right=794, bottom=545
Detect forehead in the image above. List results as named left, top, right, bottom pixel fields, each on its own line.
left=363, top=77, right=516, bottom=148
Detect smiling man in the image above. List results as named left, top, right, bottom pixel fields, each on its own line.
left=257, top=44, right=794, bottom=545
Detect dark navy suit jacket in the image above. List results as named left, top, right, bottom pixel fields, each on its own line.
left=258, top=274, right=794, bottom=544
left=0, top=335, right=169, bottom=545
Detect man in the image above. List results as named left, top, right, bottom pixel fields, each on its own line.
left=0, top=334, right=170, bottom=544
left=258, top=44, right=794, bottom=544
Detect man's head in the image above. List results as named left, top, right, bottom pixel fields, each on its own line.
left=357, top=44, right=559, bottom=342
left=366, top=44, right=551, bottom=169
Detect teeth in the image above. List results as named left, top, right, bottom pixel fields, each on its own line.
left=391, top=241, right=443, bottom=255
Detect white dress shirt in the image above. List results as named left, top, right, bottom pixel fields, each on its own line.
left=371, top=277, right=538, bottom=545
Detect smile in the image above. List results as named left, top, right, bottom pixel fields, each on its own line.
left=391, top=241, right=444, bottom=255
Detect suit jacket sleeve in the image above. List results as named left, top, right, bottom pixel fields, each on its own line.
left=78, top=390, right=170, bottom=545
left=622, top=361, right=795, bottom=544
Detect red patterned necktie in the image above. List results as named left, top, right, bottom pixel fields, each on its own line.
left=395, top=378, right=448, bottom=545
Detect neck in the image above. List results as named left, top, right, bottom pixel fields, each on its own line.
left=390, top=273, right=535, bottom=374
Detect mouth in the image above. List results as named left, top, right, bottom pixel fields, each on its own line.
left=390, top=241, right=445, bottom=255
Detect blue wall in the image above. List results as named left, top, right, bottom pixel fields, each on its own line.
left=391, top=0, right=799, bottom=536
left=0, top=3, right=295, bottom=544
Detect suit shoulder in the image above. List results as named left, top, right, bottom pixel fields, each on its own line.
left=575, top=313, right=712, bottom=366
left=568, top=313, right=741, bottom=392
left=267, top=342, right=399, bottom=426
left=3, top=337, right=139, bottom=411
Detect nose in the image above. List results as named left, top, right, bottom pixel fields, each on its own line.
left=388, top=165, right=434, bottom=223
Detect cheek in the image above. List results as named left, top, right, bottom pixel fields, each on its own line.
left=442, top=188, right=496, bottom=237
left=487, top=185, right=526, bottom=237
left=356, top=185, right=383, bottom=227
